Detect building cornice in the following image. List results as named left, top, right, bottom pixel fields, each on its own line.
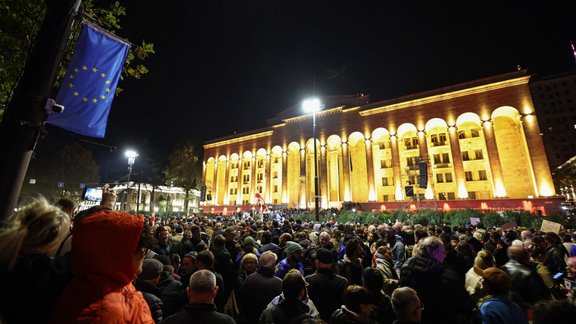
left=360, top=76, right=531, bottom=117
left=203, top=130, right=274, bottom=149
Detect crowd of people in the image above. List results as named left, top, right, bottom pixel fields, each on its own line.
left=2, top=192, right=576, bottom=324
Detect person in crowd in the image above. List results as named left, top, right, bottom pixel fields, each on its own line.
left=134, top=259, right=165, bottom=323
left=501, top=245, right=550, bottom=314
left=305, top=247, right=349, bottom=322
left=196, top=250, right=228, bottom=312
left=0, top=197, right=72, bottom=324
left=211, top=234, right=236, bottom=302
left=374, top=245, right=400, bottom=295
left=330, top=285, right=375, bottom=324
left=465, top=249, right=495, bottom=305
left=392, top=234, right=406, bottom=271
left=390, top=287, right=423, bottom=324
left=400, top=236, right=473, bottom=323
left=275, top=241, right=304, bottom=278
left=152, top=225, right=176, bottom=256
left=475, top=267, right=528, bottom=324
left=567, top=256, right=576, bottom=304
left=238, top=251, right=282, bottom=324
left=180, top=251, right=198, bottom=287
left=161, top=269, right=236, bottom=324
left=485, top=230, right=509, bottom=267
left=235, top=236, right=260, bottom=264
left=152, top=255, right=188, bottom=317
left=541, top=232, right=568, bottom=276
left=236, top=253, right=258, bottom=291
left=49, top=208, right=154, bottom=323
left=224, top=226, right=241, bottom=263
left=260, top=269, right=320, bottom=323
left=55, top=196, right=77, bottom=217
left=259, top=230, right=281, bottom=255
left=337, top=238, right=364, bottom=285
left=362, top=267, right=396, bottom=324
left=531, top=299, right=576, bottom=324
left=171, top=224, right=184, bottom=245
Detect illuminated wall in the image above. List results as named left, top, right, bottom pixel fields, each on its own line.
left=202, top=72, right=556, bottom=208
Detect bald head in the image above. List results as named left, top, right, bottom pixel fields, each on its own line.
left=507, top=245, right=529, bottom=263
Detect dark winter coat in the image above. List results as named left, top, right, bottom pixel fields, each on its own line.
left=238, top=267, right=282, bottom=324
left=400, top=256, right=473, bottom=324
left=305, top=268, right=349, bottom=322
left=161, top=303, right=236, bottom=324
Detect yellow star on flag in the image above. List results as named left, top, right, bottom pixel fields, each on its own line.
left=82, top=66, right=88, bottom=70
left=82, top=97, right=88, bottom=102
left=68, top=83, right=74, bottom=88
left=105, top=88, right=111, bottom=93
left=69, top=74, right=74, bottom=79
left=105, top=80, right=111, bottom=85
left=92, top=67, right=97, bottom=72
left=100, top=95, right=106, bottom=100
left=101, top=73, right=106, bottom=78
left=92, top=98, right=98, bottom=103
left=73, top=92, right=79, bottom=96
left=74, top=67, right=79, bottom=73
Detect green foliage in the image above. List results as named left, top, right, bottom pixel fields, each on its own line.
left=482, top=211, right=506, bottom=228
left=164, top=141, right=202, bottom=211
left=444, top=209, right=482, bottom=226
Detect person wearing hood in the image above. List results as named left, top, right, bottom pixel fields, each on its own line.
left=49, top=209, right=154, bottom=323
left=259, top=269, right=320, bottom=323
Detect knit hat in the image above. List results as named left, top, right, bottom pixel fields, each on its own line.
left=473, top=250, right=494, bottom=270
left=285, top=241, right=303, bottom=254
left=139, top=259, right=164, bottom=280
left=184, top=251, right=198, bottom=260
left=154, top=254, right=171, bottom=266
left=313, top=224, right=321, bottom=233
left=474, top=267, right=511, bottom=292
left=224, top=226, right=235, bottom=234
left=244, top=236, right=255, bottom=245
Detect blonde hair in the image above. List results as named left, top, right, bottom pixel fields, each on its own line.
left=0, top=197, right=70, bottom=271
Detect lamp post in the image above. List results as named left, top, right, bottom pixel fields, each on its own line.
left=303, top=98, right=323, bottom=221
left=125, top=150, right=139, bottom=211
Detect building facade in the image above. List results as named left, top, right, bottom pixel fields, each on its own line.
left=529, top=71, right=576, bottom=168
left=202, top=71, right=557, bottom=213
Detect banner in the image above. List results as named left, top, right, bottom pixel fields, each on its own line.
left=47, top=22, right=130, bottom=138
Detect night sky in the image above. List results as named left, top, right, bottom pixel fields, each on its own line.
left=42, top=1, right=576, bottom=183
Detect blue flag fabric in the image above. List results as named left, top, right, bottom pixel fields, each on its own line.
left=47, top=23, right=129, bottom=138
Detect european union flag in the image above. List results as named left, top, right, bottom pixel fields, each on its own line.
left=47, top=22, right=130, bottom=138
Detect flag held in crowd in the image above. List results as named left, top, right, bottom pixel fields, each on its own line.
left=47, top=22, right=130, bottom=138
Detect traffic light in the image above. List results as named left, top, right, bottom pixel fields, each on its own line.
left=418, top=160, right=428, bottom=188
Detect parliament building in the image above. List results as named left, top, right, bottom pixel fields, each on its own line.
left=202, top=70, right=560, bottom=214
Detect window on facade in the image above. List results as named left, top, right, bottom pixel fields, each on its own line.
left=478, top=170, right=487, bottom=180
left=243, top=174, right=250, bottom=184
left=243, top=200, right=250, bottom=205
left=379, top=142, right=388, bottom=150
left=230, top=176, right=238, bottom=183
left=382, top=177, right=389, bottom=186
left=243, top=161, right=251, bottom=169
left=229, top=188, right=237, bottom=195
left=445, top=173, right=453, bottom=182
left=231, top=162, right=238, bottom=169
left=442, top=153, right=450, bottom=163
left=474, top=149, right=483, bottom=160
left=274, top=157, right=280, bottom=163
left=439, top=192, right=447, bottom=200
left=273, top=171, right=279, bottom=179
left=257, top=174, right=263, bottom=182
left=439, top=133, right=447, bottom=142
left=471, top=129, right=480, bottom=137
left=468, top=191, right=477, bottom=199
left=380, top=160, right=390, bottom=168
left=231, top=200, right=236, bottom=206
left=447, top=192, right=456, bottom=200
left=433, top=154, right=441, bottom=164
left=436, top=174, right=444, bottom=183
left=458, top=130, right=466, bottom=139
left=257, top=160, right=264, bottom=168
left=242, top=187, right=249, bottom=194
left=465, top=171, right=473, bottom=181
left=383, top=195, right=390, bottom=202
left=461, top=151, right=470, bottom=161
left=273, top=185, right=278, bottom=193
left=257, top=186, right=262, bottom=193
left=273, top=199, right=278, bottom=204
left=430, top=134, right=438, bottom=143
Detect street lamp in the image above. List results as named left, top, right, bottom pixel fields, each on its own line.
left=303, top=98, right=323, bottom=221
left=125, top=149, right=139, bottom=211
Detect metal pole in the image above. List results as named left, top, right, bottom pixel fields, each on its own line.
left=313, top=112, right=320, bottom=221
left=0, top=0, right=82, bottom=223
left=136, top=181, right=141, bottom=212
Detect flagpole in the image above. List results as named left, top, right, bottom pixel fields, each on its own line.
left=0, top=0, right=82, bottom=223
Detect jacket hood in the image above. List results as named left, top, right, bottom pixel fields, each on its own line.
left=71, top=210, right=144, bottom=287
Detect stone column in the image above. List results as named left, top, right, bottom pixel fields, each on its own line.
left=447, top=126, right=468, bottom=198
left=365, top=138, right=376, bottom=201
left=482, top=121, right=506, bottom=197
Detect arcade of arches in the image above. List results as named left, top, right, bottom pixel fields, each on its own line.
left=202, top=74, right=556, bottom=211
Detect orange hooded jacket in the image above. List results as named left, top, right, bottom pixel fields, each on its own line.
left=49, top=210, right=153, bottom=323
